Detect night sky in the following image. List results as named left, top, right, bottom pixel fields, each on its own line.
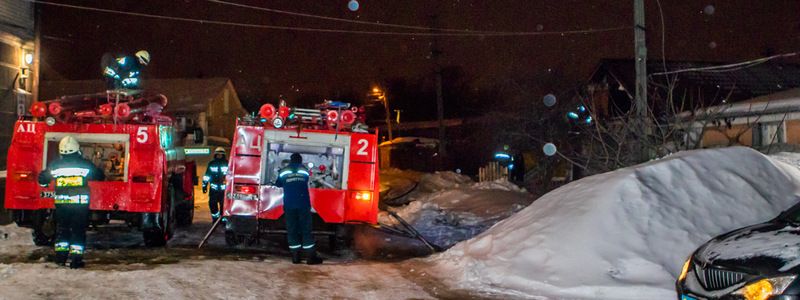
left=39, top=0, right=800, bottom=111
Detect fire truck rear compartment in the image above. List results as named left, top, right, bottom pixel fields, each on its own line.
left=43, top=133, right=130, bottom=183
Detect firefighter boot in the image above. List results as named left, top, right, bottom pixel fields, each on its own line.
left=69, top=255, right=85, bottom=269
left=54, top=252, right=68, bottom=266
left=290, top=249, right=302, bottom=264
left=69, top=245, right=85, bottom=269
left=305, top=248, right=323, bottom=265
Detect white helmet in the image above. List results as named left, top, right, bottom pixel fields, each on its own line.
left=135, top=50, right=150, bottom=66
left=214, top=147, right=226, bottom=155
left=59, top=136, right=80, bottom=155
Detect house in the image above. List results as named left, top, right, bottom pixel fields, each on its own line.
left=39, top=78, right=248, bottom=146
left=0, top=2, right=36, bottom=223
left=678, top=88, right=800, bottom=151
left=584, top=59, right=800, bottom=118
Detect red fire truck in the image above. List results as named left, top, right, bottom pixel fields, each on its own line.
left=5, top=91, right=196, bottom=247
left=223, top=101, right=379, bottom=247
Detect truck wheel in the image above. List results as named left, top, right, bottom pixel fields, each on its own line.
left=143, top=183, right=177, bottom=247
left=142, top=228, right=167, bottom=247
left=176, top=202, right=194, bottom=228
left=32, top=228, right=55, bottom=246
left=29, top=210, right=55, bottom=246
left=224, top=230, right=244, bottom=247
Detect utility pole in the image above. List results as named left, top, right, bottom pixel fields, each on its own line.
left=430, top=14, right=446, bottom=162
left=634, top=0, right=650, bottom=161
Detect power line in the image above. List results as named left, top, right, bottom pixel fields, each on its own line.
left=650, top=52, right=799, bottom=76
left=207, top=0, right=497, bottom=34
left=26, top=0, right=630, bottom=37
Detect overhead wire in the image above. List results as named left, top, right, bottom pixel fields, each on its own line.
left=650, top=52, right=799, bottom=76
left=206, top=0, right=496, bottom=34
left=25, top=0, right=630, bottom=37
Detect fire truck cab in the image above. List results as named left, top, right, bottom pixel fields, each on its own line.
left=5, top=91, right=196, bottom=247
left=224, top=101, right=380, bottom=247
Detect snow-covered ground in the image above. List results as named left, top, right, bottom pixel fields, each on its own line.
left=380, top=171, right=533, bottom=249
left=0, top=207, right=467, bottom=300
left=429, top=147, right=800, bottom=299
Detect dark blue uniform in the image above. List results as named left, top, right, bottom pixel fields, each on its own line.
left=275, top=163, right=314, bottom=252
left=38, top=153, right=104, bottom=266
left=203, top=158, right=228, bottom=222
left=102, top=54, right=144, bottom=89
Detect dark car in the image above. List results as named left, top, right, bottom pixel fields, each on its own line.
left=676, top=202, right=800, bottom=300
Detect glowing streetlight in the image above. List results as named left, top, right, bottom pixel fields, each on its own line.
left=369, top=86, right=393, bottom=141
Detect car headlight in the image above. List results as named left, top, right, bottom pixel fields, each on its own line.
left=679, top=257, right=692, bottom=282
left=732, top=276, right=796, bottom=300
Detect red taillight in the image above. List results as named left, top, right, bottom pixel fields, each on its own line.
left=259, top=103, right=275, bottom=119
left=354, top=191, right=372, bottom=201
left=30, top=102, right=47, bottom=118
left=14, top=171, right=34, bottom=181
left=235, top=185, right=257, bottom=194
left=132, top=175, right=155, bottom=183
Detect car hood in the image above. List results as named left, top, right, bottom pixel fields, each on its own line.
left=696, top=222, right=800, bottom=275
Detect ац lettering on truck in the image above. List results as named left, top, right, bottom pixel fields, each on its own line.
left=223, top=101, right=379, bottom=247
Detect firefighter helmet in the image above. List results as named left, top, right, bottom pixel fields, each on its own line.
left=135, top=50, right=150, bottom=66
left=59, top=136, right=80, bottom=155
left=214, top=147, right=226, bottom=154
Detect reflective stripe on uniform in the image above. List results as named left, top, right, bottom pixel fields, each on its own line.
left=209, top=167, right=219, bottom=172
left=211, top=212, right=220, bottom=218
left=289, top=245, right=301, bottom=249
left=55, top=242, right=69, bottom=252
left=69, top=245, right=84, bottom=255
left=54, top=194, right=89, bottom=204
left=302, top=244, right=315, bottom=249
left=297, top=170, right=310, bottom=176
left=209, top=183, right=226, bottom=190
left=51, top=168, right=90, bottom=177
left=202, top=175, right=210, bottom=183
left=278, top=170, right=292, bottom=178
left=221, top=167, right=228, bottom=173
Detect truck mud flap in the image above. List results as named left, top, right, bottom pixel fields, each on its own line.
left=141, top=213, right=161, bottom=230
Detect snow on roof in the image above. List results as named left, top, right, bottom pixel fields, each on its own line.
left=677, top=88, right=800, bottom=121
left=379, top=137, right=439, bottom=148
left=430, top=147, right=800, bottom=299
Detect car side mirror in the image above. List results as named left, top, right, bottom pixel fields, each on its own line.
left=193, top=128, right=204, bottom=144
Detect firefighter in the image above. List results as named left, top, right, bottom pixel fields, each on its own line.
left=101, top=50, right=150, bottom=90
left=276, top=153, right=322, bottom=265
left=38, top=136, right=105, bottom=269
left=202, top=147, right=228, bottom=223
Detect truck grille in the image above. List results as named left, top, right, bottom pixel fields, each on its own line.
left=695, top=265, right=746, bottom=290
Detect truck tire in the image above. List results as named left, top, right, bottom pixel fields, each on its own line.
left=143, top=183, right=176, bottom=247
left=176, top=202, right=194, bottom=228
left=29, top=210, right=55, bottom=246
left=224, top=230, right=244, bottom=247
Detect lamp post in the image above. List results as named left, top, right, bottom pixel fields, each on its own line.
left=370, top=87, right=393, bottom=141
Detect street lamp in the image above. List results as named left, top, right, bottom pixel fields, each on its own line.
left=369, top=86, right=393, bottom=141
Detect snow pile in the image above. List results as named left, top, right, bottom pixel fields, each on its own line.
left=381, top=172, right=532, bottom=248
left=431, top=147, right=800, bottom=299
left=0, top=224, right=36, bottom=255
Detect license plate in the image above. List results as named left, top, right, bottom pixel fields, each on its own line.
left=40, top=191, right=55, bottom=198
left=681, top=295, right=698, bottom=300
